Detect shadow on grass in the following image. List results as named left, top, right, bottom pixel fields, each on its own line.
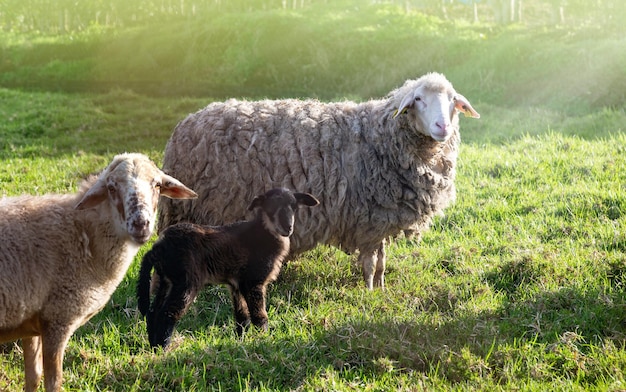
left=55, top=259, right=626, bottom=390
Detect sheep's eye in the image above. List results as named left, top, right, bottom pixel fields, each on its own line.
left=414, top=96, right=421, bottom=102
left=107, top=185, right=116, bottom=194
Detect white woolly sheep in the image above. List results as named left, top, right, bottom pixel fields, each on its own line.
left=137, top=188, right=319, bottom=348
left=157, top=72, right=480, bottom=290
left=0, top=153, right=197, bottom=392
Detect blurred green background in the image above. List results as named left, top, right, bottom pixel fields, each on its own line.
left=1, top=0, right=624, bottom=111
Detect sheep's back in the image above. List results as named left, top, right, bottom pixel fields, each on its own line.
left=160, top=99, right=362, bottom=253
left=159, top=97, right=459, bottom=255
left=0, top=194, right=84, bottom=328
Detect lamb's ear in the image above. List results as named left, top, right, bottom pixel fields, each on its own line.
left=75, top=179, right=108, bottom=210
left=159, top=175, right=198, bottom=199
left=393, top=92, right=415, bottom=118
left=295, top=192, right=320, bottom=207
left=454, top=94, right=480, bottom=118
left=248, top=194, right=265, bottom=211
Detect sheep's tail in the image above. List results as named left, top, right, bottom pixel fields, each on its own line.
left=137, top=249, right=155, bottom=317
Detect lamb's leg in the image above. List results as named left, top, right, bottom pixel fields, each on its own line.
left=229, top=286, right=251, bottom=336
left=244, top=284, right=268, bottom=332
left=150, top=274, right=169, bottom=312
left=152, top=283, right=197, bottom=348
left=42, top=326, right=73, bottom=392
left=23, top=336, right=43, bottom=392
left=147, top=276, right=171, bottom=348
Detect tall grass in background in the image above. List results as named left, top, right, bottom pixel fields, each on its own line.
left=0, top=1, right=624, bottom=111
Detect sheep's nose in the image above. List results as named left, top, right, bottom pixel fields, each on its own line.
left=279, top=222, right=294, bottom=237
left=130, top=217, right=150, bottom=237
left=132, top=219, right=149, bottom=232
left=435, top=121, right=448, bottom=132
left=129, top=216, right=152, bottom=243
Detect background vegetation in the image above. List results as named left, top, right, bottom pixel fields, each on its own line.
left=0, top=0, right=625, bottom=390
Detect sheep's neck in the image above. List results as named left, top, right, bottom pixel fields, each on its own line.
left=249, top=219, right=290, bottom=261
left=80, top=207, right=140, bottom=284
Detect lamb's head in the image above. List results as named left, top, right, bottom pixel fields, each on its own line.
left=393, top=72, right=480, bottom=142
left=248, top=188, right=319, bottom=237
left=75, top=153, right=198, bottom=244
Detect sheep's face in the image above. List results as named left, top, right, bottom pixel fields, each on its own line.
left=106, top=162, right=161, bottom=244
left=249, top=188, right=320, bottom=238
left=75, top=153, right=197, bottom=244
left=394, top=73, right=480, bottom=142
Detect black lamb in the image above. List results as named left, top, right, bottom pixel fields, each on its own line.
left=136, top=188, right=319, bottom=348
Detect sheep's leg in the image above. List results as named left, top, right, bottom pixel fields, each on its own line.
left=229, top=287, right=251, bottom=336
left=23, top=336, right=43, bottom=392
left=359, top=250, right=377, bottom=290
left=147, top=276, right=171, bottom=347
left=359, top=241, right=386, bottom=290
left=41, top=326, right=73, bottom=392
left=150, top=275, right=170, bottom=313
left=244, top=285, right=268, bottom=332
left=373, top=241, right=386, bottom=290
left=152, top=284, right=197, bottom=348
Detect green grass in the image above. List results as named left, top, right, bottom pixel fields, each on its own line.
left=1, top=92, right=625, bottom=392
left=1, top=1, right=626, bottom=391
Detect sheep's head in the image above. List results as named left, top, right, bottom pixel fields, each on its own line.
left=393, top=72, right=480, bottom=142
left=75, top=153, right=197, bottom=244
left=248, top=188, right=319, bottom=237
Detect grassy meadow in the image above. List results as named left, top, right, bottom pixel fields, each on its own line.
left=1, top=1, right=626, bottom=390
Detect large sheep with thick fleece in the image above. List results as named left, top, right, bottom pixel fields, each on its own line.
left=0, top=153, right=197, bottom=392
left=158, top=72, right=480, bottom=290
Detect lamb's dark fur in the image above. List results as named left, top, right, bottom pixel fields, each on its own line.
left=137, top=188, right=319, bottom=348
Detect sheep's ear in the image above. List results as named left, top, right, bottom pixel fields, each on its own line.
left=248, top=195, right=265, bottom=211
left=454, top=94, right=480, bottom=118
left=393, top=93, right=415, bottom=118
left=295, top=192, right=320, bottom=207
left=75, top=180, right=108, bottom=210
left=159, top=175, right=198, bottom=199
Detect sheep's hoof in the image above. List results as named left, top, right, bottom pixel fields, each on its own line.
left=373, top=274, right=385, bottom=291
left=235, top=320, right=251, bottom=337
